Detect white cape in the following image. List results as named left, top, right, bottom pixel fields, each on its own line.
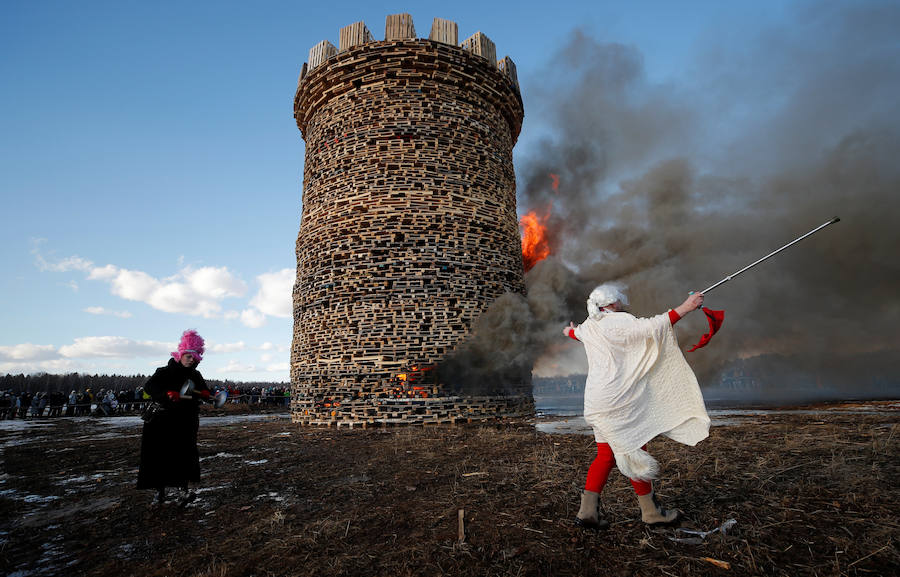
left=575, top=311, right=710, bottom=480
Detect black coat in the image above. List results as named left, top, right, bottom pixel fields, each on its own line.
left=136, top=358, right=210, bottom=490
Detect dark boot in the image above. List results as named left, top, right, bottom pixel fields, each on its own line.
left=574, top=490, right=609, bottom=530
left=155, top=488, right=167, bottom=504
left=637, top=491, right=681, bottom=526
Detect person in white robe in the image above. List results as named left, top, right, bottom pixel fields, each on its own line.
left=563, top=283, right=709, bottom=529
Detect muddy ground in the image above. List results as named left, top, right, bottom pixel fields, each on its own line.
left=1, top=402, right=898, bottom=576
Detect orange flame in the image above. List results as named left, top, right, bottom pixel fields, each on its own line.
left=520, top=209, right=551, bottom=272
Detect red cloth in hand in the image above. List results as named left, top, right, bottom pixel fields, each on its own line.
left=198, top=389, right=211, bottom=400
left=687, top=307, right=725, bottom=352
left=166, top=390, right=180, bottom=402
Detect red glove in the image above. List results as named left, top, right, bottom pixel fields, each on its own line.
left=166, top=390, right=180, bottom=402
left=198, top=389, right=211, bottom=400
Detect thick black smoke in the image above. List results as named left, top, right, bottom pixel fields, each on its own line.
left=449, top=2, right=900, bottom=394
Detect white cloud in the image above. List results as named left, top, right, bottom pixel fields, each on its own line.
left=237, top=269, right=293, bottom=327
left=0, top=334, right=186, bottom=376
left=240, top=308, right=266, bottom=328
left=186, top=266, right=247, bottom=300
left=116, top=265, right=245, bottom=317
left=266, top=362, right=290, bottom=373
left=257, top=343, right=290, bottom=365
left=0, top=359, right=82, bottom=375
left=36, top=247, right=249, bottom=320
left=218, top=360, right=258, bottom=373
left=31, top=240, right=93, bottom=273
left=84, top=306, right=133, bottom=318
left=146, top=280, right=196, bottom=313
left=249, top=269, right=294, bottom=318
left=0, top=343, right=59, bottom=362
left=58, top=336, right=170, bottom=359
left=88, top=264, right=118, bottom=280
left=108, top=268, right=161, bottom=302
left=0, top=334, right=172, bottom=375
left=36, top=254, right=94, bottom=273
left=0, top=336, right=290, bottom=380
left=210, top=341, right=246, bottom=353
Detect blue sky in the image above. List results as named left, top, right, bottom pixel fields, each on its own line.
left=2, top=1, right=895, bottom=382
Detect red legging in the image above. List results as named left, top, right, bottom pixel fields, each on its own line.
left=584, top=442, right=652, bottom=496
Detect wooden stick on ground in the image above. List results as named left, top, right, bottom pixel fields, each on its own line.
left=847, top=543, right=893, bottom=568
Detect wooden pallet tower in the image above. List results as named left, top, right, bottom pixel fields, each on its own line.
left=292, top=14, right=531, bottom=426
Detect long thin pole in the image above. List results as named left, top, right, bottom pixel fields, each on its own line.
left=700, top=217, right=840, bottom=294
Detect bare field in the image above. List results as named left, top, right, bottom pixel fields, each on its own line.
left=1, top=402, right=898, bottom=576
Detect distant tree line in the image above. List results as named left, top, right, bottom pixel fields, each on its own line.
left=532, top=376, right=586, bottom=395
left=0, top=372, right=289, bottom=394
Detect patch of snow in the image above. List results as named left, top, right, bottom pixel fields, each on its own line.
left=58, top=474, right=103, bottom=485
left=24, top=494, right=61, bottom=504
left=255, top=491, right=284, bottom=502
left=200, top=452, right=241, bottom=461
left=195, top=484, right=227, bottom=494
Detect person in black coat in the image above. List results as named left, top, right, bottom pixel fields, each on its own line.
left=137, top=329, right=211, bottom=505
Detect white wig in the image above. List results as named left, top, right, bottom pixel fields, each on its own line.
left=586, top=282, right=629, bottom=320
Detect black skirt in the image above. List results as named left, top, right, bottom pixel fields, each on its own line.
left=136, top=404, right=200, bottom=489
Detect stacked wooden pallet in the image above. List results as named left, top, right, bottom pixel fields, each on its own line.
left=460, top=32, right=497, bottom=67
left=339, top=21, right=373, bottom=52
left=290, top=18, right=530, bottom=426
left=307, top=40, right=337, bottom=70
left=384, top=13, right=415, bottom=40
left=429, top=17, right=458, bottom=45
left=293, top=394, right=535, bottom=427
left=498, top=56, right=518, bottom=88
left=298, top=14, right=519, bottom=89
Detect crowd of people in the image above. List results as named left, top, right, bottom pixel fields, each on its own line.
left=0, top=384, right=291, bottom=420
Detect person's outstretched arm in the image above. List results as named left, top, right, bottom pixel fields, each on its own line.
left=671, top=292, right=704, bottom=323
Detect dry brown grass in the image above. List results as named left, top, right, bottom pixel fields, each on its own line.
left=1, top=402, right=898, bottom=576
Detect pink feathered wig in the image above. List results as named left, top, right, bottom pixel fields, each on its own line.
left=171, top=329, right=205, bottom=362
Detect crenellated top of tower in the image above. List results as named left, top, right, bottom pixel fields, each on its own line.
left=296, top=14, right=519, bottom=90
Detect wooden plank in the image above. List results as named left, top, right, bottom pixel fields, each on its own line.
left=460, top=32, right=497, bottom=67
left=308, top=40, right=337, bottom=70
left=498, top=56, right=518, bottom=88
left=298, top=62, right=308, bottom=85
left=339, top=21, right=373, bottom=52
left=429, top=18, right=458, bottom=45
left=385, top=13, right=416, bottom=40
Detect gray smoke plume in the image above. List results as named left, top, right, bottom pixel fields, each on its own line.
left=439, top=258, right=579, bottom=395
left=449, top=2, right=900, bottom=394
